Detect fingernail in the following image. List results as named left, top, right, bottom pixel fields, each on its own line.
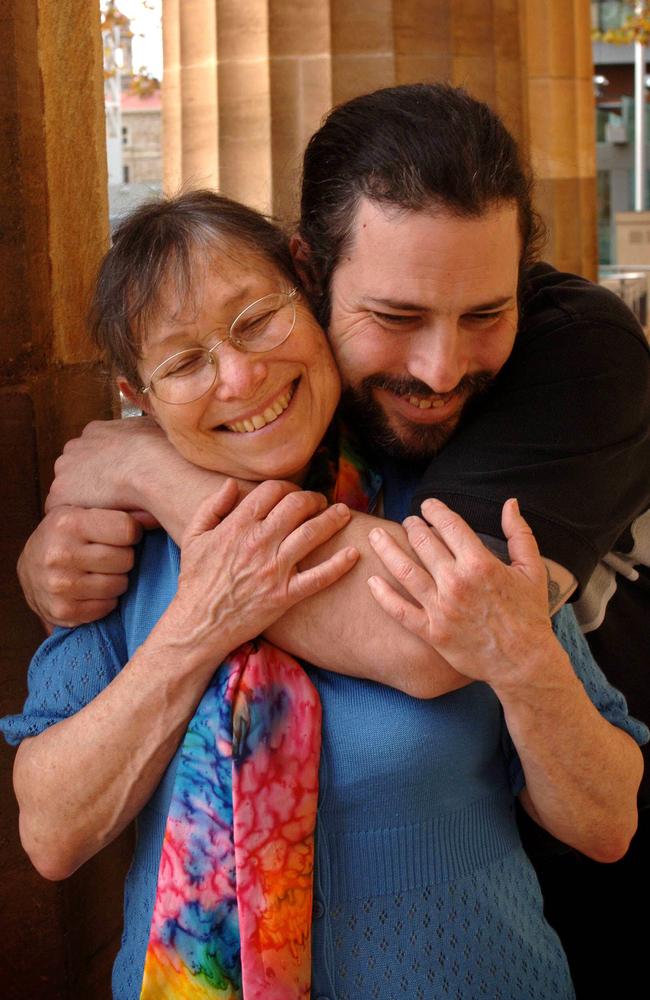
left=333, top=502, right=350, bottom=516
left=509, top=498, right=520, bottom=513
left=369, top=528, right=383, bottom=543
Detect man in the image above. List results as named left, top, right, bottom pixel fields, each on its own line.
left=19, top=84, right=650, bottom=995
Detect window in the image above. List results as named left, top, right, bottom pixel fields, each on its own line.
left=123, top=164, right=130, bottom=183
left=122, top=125, right=129, bottom=146
left=592, top=1, right=628, bottom=32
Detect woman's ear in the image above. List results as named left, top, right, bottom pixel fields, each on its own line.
left=116, top=377, right=151, bottom=417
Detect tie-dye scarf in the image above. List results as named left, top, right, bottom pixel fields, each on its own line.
left=140, top=425, right=381, bottom=1000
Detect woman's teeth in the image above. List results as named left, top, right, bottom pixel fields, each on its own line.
left=224, top=384, right=295, bottom=433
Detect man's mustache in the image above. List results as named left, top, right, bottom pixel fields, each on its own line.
left=361, top=371, right=495, bottom=401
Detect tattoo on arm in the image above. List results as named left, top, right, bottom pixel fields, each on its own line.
left=545, top=565, right=576, bottom=615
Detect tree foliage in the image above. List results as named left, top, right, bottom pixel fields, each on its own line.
left=593, top=1, right=650, bottom=46
left=101, top=1, right=160, bottom=96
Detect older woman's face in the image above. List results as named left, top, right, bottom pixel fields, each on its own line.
left=131, top=251, right=340, bottom=482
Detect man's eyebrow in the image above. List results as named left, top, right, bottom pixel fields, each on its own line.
left=363, top=295, right=516, bottom=312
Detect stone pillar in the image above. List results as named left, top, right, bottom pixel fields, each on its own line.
left=0, top=2, right=131, bottom=997
left=161, top=0, right=597, bottom=272
left=394, top=0, right=528, bottom=148
left=524, top=0, right=597, bottom=279
left=162, top=0, right=182, bottom=192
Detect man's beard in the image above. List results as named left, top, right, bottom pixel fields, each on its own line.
left=340, top=372, right=495, bottom=463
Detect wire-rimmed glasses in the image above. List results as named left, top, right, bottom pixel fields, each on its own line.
left=140, top=287, right=298, bottom=405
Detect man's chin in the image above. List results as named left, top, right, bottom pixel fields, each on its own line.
left=341, top=391, right=461, bottom=462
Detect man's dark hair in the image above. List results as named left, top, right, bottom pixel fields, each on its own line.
left=298, top=82, right=545, bottom=325
left=90, top=190, right=299, bottom=388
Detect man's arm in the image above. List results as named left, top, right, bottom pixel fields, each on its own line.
left=25, top=418, right=469, bottom=699
left=367, top=498, right=644, bottom=860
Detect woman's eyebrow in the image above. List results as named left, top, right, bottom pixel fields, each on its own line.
left=151, top=284, right=260, bottom=348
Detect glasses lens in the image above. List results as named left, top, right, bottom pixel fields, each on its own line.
left=230, top=292, right=295, bottom=352
left=151, top=349, right=216, bottom=404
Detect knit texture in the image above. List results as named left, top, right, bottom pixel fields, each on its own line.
left=2, top=531, right=647, bottom=1000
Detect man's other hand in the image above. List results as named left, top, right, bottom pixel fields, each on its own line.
left=17, top=507, right=148, bottom=629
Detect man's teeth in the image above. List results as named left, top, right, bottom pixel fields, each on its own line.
left=225, top=386, right=294, bottom=433
left=408, top=394, right=448, bottom=410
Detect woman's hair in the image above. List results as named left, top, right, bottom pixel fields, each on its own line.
left=299, top=83, right=546, bottom=326
left=89, top=190, right=300, bottom=387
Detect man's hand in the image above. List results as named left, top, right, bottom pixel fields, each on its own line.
left=17, top=507, right=146, bottom=628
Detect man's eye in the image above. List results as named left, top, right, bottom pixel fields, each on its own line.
left=463, top=311, right=504, bottom=329
left=370, top=311, right=418, bottom=328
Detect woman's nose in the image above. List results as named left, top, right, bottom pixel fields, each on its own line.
left=211, top=342, right=269, bottom=401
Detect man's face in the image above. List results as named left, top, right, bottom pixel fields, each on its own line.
left=327, top=198, right=521, bottom=461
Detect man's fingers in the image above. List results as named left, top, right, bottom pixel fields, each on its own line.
left=368, top=526, right=438, bottom=602
left=278, top=503, right=352, bottom=565
left=80, top=543, right=136, bottom=575
left=68, top=572, right=131, bottom=600
left=288, top=545, right=360, bottom=601
left=45, top=598, right=120, bottom=629
left=49, top=507, right=144, bottom=548
left=184, top=479, right=240, bottom=540
left=366, top=575, right=426, bottom=634
left=501, top=498, right=543, bottom=573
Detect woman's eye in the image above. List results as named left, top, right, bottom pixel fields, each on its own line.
left=162, top=353, right=205, bottom=378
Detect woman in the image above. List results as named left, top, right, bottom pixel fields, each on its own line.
left=2, top=192, right=645, bottom=1000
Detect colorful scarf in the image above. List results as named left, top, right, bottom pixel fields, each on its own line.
left=140, top=425, right=380, bottom=1000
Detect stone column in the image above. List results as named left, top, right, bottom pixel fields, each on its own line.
left=394, top=0, right=528, bottom=148
left=162, top=0, right=182, bottom=192
left=161, top=0, right=597, bottom=273
left=524, top=0, right=597, bottom=278
left=0, top=2, right=130, bottom=996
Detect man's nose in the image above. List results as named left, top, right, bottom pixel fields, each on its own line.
left=211, top=342, right=269, bottom=400
left=406, top=321, right=468, bottom=395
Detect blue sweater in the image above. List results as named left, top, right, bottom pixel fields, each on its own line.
left=2, top=528, right=647, bottom=1000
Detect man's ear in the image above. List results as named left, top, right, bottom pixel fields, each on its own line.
left=289, top=233, right=320, bottom=298
left=116, top=377, right=151, bottom=417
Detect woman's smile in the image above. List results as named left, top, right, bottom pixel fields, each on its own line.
left=221, top=379, right=298, bottom=433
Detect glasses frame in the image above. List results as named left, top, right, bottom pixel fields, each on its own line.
left=140, top=286, right=299, bottom=405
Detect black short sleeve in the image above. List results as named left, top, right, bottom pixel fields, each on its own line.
left=410, top=264, right=650, bottom=593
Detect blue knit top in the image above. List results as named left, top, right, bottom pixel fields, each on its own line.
left=2, top=528, right=647, bottom=1000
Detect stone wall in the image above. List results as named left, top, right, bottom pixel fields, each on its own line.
left=162, top=0, right=596, bottom=278
left=0, top=3, right=132, bottom=997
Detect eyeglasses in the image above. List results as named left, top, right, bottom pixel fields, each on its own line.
left=141, top=287, right=298, bottom=405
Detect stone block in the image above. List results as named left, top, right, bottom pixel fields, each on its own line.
left=394, top=53, right=453, bottom=86
left=331, top=0, right=394, bottom=55
left=331, top=53, right=396, bottom=106
left=527, top=77, right=580, bottom=179
left=394, top=0, right=451, bottom=57
left=270, top=0, right=330, bottom=57
left=218, top=0, right=268, bottom=60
